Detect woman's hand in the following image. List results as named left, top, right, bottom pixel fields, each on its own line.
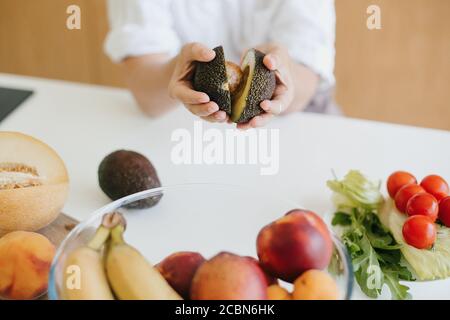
left=236, top=44, right=294, bottom=130
left=237, top=43, right=319, bottom=130
left=168, top=43, right=228, bottom=123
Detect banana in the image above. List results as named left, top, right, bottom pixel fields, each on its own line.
left=105, top=224, right=182, bottom=300
left=62, top=213, right=123, bottom=300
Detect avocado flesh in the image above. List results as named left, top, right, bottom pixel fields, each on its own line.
left=379, top=199, right=450, bottom=280
left=231, top=60, right=253, bottom=123
left=231, top=49, right=276, bottom=123
left=193, top=46, right=231, bottom=114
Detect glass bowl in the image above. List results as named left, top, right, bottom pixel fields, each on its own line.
left=48, top=183, right=353, bottom=300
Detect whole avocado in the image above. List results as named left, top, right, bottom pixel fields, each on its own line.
left=98, top=150, right=162, bottom=209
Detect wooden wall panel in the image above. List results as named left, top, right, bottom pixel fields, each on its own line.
left=0, top=0, right=449, bottom=130
left=0, top=0, right=123, bottom=86
left=335, top=0, right=450, bottom=130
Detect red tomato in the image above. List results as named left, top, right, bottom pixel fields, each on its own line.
left=402, top=216, right=436, bottom=249
left=439, top=196, right=450, bottom=227
left=394, top=184, right=425, bottom=213
left=387, top=171, right=417, bottom=198
left=406, top=193, right=438, bottom=221
left=420, top=175, right=449, bottom=201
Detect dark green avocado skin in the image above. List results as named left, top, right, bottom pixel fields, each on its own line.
left=235, top=49, right=276, bottom=124
left=193, top=46, right=232, bottom=114
left=98, top=150, right=162, bottom=209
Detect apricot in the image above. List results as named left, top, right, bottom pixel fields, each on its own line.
left=0, top=132, right=69, bottom=233
left=190, top=252, right=268, bottom=300
left=267, top=285, right=291, bottom=300
left=156, top=251, right=205, bottom=299
left=257, top=209, right=333, bottom=282
left=292, top=269, right=339, bottom=300
left=0, top=231, right=55, bottom=300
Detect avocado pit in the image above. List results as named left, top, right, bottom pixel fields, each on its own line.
left=225, top=61, right=243, bottom=94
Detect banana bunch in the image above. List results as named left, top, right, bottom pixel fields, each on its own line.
left=62, top=212, right=181, bottom=300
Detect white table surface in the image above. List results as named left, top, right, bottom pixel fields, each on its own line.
left=1, top=73, right=449, bottom=300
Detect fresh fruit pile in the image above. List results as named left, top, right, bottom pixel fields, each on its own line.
left=387, top=171, right=450, bottom=249
left=63, top=210, right=340, bottom=300
left=0, top=133, right=343, bottom=301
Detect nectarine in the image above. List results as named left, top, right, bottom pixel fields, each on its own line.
left=0, top=231, right=55, bottom=300
left=190, top=252, right=268, bottom=300
left=257, top=209, right=333, bottom=282
left=156, top=251, right=205, bottom=299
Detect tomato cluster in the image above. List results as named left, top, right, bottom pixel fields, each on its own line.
left=387, top=171, right=450, bottom=249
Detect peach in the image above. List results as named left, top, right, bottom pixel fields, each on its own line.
left=257, top=209, right=333, bottom=282
left=292, top=269, right=339, bottom=300
left=267, top=285, right=291, bottom=300
left=190, top=252, right=268, bottom=300
left=0, top=231, right=55, bottom=300
left=156, top=251, right=205, bottom=299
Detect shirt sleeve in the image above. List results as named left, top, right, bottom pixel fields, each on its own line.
left=104, top=0, right=180, bottom=62
left=269, top=0, right=336, bottom=90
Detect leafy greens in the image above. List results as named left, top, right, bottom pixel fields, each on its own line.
left=328, top=170, right=414, bottom=300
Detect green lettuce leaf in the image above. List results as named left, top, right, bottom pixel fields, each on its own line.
left=327, top=170, right=384, bottom=211
left=328, top=170, right=414, bottom=300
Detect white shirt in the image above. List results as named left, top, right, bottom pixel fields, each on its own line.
left=104, top=0, right=336, bottom=89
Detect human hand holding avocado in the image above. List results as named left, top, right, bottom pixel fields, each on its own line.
left=168, top=43, right=230, bottom=123
left=236, top=43, right=319, bottom=130
left=121, top=42, right=318, bottom=128
left=236, top=44, right=293, bottom=130
left=190, top=43, right=319, bottom=130
left=121, top=42, right=228, bottom=122
left=171, top=43, right=276, bottom=126
left=190, top=43, right=321, bottom=130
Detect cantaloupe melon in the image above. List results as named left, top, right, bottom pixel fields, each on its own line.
left=0, top=132, right=69, bottom=233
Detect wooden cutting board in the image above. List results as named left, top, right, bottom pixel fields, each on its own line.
left=39, top=213, right=79, bottom=246
left=38, top=213, right=79, bottom=300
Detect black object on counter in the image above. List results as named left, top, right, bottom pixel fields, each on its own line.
left=0, top=87, right=33, bottom=123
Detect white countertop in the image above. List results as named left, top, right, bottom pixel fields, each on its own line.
left=1, top=73, right=449, bottom=299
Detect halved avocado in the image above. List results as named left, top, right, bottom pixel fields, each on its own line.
left=193, top=46, right=276, bottom=124
left=0, top=132, right=69, bottom=233
left=231, top=49, right=276, bottom=123
left=193, top=46, right=232, bottom=114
